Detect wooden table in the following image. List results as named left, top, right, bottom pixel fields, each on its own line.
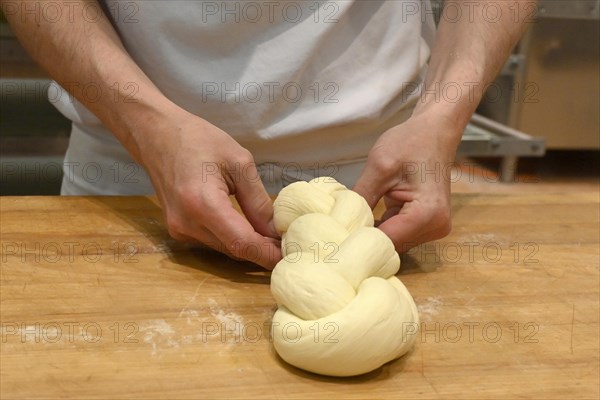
left=1, top=193, right=598, bottom=399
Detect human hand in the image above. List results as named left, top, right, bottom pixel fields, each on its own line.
left=353, top=114, right=461, bottom=252
left=138, top=109, right=281, bottom=269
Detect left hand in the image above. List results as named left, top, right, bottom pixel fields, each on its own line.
left=353, top=113, right=461, bottom=252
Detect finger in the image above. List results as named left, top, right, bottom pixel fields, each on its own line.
left=353, top=163, right=391, bottom=209
left=381, top=206, right=401, bottom=223
left=170, top=232, right=242, bottom=262
left=170, top=221, right=240, bottom=257
left=234, top=163, right=278, bottom=238
left=203, top=189, right=282, bottom=269
left=377, top=202, right=432, bottom=252
left=193, top=228, right=241, bottom=259
left=381, top=196, right=406, bottom=223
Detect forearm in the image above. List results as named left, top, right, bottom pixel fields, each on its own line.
left=1, top=0, right=182, bottom=161
left=414, top=0, right=535, bottom=147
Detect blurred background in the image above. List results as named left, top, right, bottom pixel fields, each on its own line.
left=1, top=0, right=598, bottom=195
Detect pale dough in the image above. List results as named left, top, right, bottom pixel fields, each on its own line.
left=270, top=177, right=420, bottom=377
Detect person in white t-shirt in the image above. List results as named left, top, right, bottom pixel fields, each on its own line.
left=4, top=0, right=532, bottom=268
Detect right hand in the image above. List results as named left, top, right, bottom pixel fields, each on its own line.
left=138, top=109, right=282, bottom=269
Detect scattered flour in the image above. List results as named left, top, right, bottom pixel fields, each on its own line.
left=417, top=296, right=444, bottom=322
left=151, top=242, right=172, bottom=254
left=206, top=298, right=245, bottom=347
left=139, top=319, right=177, bottom=357
left=139, top=293, right=255, bottom=357
left=460, top=233, right=501, bottom=244
left=208, top=298, right=245, bottom=327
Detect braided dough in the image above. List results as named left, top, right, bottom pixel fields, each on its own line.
left=270, top=177, right=419, bottom=377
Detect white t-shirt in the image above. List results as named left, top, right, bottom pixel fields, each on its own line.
left=53, top=0, right=436, bottom=194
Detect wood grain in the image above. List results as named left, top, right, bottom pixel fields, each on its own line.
left=0, top=192, right=598, bottom=399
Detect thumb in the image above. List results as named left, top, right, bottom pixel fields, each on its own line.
left=234, top=163, right=278, bottom=238
left=352, top=163, right=389, bottom=209
left=377, top=212, right=423, bottom=253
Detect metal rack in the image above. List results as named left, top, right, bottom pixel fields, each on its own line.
left=459, top=114, right=546, bottom=182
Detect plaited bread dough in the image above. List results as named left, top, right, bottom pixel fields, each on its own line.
left=270, top=177, right=420, bottom=377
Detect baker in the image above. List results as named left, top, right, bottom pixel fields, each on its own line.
left=3, top=0, right=530, bottom=268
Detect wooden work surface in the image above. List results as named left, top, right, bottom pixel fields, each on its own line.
left=1, top=192, right=598, bottom=399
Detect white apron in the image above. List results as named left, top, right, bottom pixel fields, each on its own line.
left=52, top=0, right=436, bottom=194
